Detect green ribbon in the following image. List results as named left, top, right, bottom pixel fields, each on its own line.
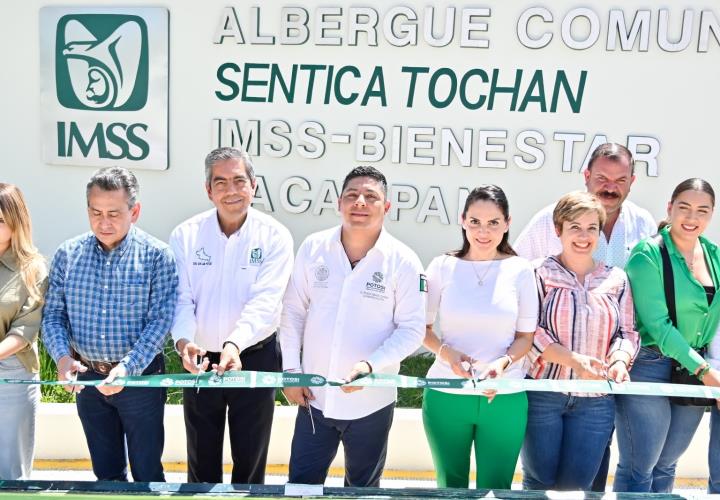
left=0, top=371, right=326, bottom=389
left=338, top=373, right=720, bottom=398
left=2, top=371, right=719, bottom=398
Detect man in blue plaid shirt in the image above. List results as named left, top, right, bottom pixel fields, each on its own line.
left=42, top=167, right=178, bottom=482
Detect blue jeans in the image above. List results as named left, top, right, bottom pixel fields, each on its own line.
left=614, top=346, right=705, bottom=493
left=76, top=355, right=166, bottom=481
left=522, top=390, right=615, bottom=491
left=288, top=403, right=395, bottom=487
left=709, top=406, right=720, bottom=493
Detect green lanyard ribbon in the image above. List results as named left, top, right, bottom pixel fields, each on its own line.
left=0, top=371, right=326, bottom=389
left=3, top=371, right=719, bottom=398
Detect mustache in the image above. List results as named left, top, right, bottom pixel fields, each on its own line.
left=598, top=190, right=620, bottom=199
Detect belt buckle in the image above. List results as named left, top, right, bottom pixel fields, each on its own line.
left=93, top=361, right=115, bottom=376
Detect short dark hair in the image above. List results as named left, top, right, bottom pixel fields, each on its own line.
left=86, top=167, right=139, bottom=208
left=587, top=143, right=635, bottom=175
left=204, top=147, right=256, bottom=184
left=341, top=166, right=388, bottom=197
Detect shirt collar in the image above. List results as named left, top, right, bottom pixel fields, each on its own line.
left=0, top=249, right=18, bottom=272
left=661, top=225, right=720, bottom=258
left=333, top=225, right=392, bottom=256
left=93, top=226, right=136, bottom=257
left=547, top=255, right=605, bottom=283
left=211, top=207, right=254, bottom=239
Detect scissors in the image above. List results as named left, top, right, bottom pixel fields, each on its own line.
left=469, top=364, right=479, bottom=389
left=69, top=370, right=79, bottom=392
left=194, top=354, right=205, bottom=394
left=305, top=396, right=316, bottom=435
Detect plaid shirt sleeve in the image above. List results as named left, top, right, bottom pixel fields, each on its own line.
left=120, top=246, right=178, bottom=375
left=41, top=244, right=73, bottom=363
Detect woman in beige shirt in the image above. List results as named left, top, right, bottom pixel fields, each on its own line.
left=0, top=183, right=47, bottom=479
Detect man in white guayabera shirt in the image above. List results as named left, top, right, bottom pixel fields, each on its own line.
left=514, top=142, right=656, bottom=492
left=280, top=166, right=426, bottom=487
left=169, top=147, right=294, bottom=484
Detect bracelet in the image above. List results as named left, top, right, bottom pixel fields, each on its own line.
left=501, top=354, right=513, bottom=369
left=608, top=359, right=629, bottom=370
left=698, top=363, right=711, bottom=381
left=437, top=343, right=449, bottom=361
left=360, top=360, right=373, bottom=373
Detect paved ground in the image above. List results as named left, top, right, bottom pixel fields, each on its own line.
left=29, top=469, right=711, bottom=496
left=31, top=469, right=436, bottom=489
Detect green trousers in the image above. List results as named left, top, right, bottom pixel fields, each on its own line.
left=422, top=388, right=528, bottom=489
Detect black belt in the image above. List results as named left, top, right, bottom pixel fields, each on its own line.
left=243, top=332, right=276, bottom=354
left=206, top=332, right=276, bottom=360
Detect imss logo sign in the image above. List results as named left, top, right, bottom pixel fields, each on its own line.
left=40, top=7, right=168, bottom=169
left=55, top=14, right=149, bottom=111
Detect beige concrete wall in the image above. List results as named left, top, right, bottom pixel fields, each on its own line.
left=36, top=403, right=712, bottom=478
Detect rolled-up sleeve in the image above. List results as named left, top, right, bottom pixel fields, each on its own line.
left=531, top=268, right=559, bottom=355
left=607, top=272, right=640, bottom=363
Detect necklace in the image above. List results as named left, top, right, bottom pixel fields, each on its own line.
left=470, top=259, right=498, bottom=286
left=687, top=254, right=696, bottom=272
left=681, top=244, right=700, bottom=272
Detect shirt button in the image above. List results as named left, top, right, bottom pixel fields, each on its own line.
left=101, top=335, right=105, bottom=339
left=104, top=285, right=108, bottom=289
left=106, top=261, right=110, bottom=266
left=102, top=310, right=106, bottom=314
left=698, top=332, right=702, bottom=336
left=104, top=357, right=108, bottom=361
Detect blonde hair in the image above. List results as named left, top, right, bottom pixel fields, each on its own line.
left=553, top=191, right=607, bottom=233
left=0, top=184, right=46, bottom=301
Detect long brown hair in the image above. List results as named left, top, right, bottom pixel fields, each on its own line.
left=0, top=184, right=45, bottom=301
left=658, top=178, right=715, bottom=231
left=454, top=185, right=516, bottom=258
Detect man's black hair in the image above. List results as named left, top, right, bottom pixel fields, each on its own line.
left=341, top=166, right=388, bottom=196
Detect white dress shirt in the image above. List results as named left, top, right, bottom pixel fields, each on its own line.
left=280, top=226, right=426, bottom=420
left=170, top=207, right=294, bottom=352
left=425, top=255, right=538, bottom=394
left=513, top=199, right=657, bottom=267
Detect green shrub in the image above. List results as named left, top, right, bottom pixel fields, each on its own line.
left=39, top=342, right=74, bottom=403
left=40, top=339, right=434, bottom=409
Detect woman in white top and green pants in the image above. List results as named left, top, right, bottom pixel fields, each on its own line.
left=423, top=185, right=538, bottom=489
